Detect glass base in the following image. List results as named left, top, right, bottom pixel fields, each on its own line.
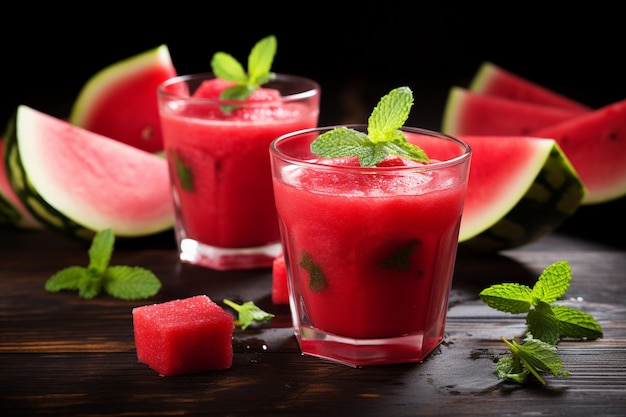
left=296, top=326, right=443, bottom=367
left=178, top=238, right=282, bottom=270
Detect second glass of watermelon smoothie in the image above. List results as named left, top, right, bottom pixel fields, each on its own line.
left=270, top=126, right=471, bottom=366
left=158, top=73, right=320, bottom=270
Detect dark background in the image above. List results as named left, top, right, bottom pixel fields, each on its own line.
left=1, top=4, right=624, bottom=243
left=2, top=4, right=624, bottom=128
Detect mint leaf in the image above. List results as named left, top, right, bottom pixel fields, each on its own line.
left=526, top=301, right=560, bottom=345
left=171, top=150, right=194, bottom=191
left=299, top=250, right=327, bottom=291
left=44, top=228, right=161, bottom=301
left=379, top=238, right=421, bottom=271
left=552, top=305, right=603, bottom=340
left=88, top=227, right=114, bottom=274
left=531, top=261, right=571, bottom=303
left=310, top=86, right=430, bottom=167
left=104, top=266, right=162, bottom=300
left=45, top=265, right=86, bottom=292
left=210, top=34, right=277, bottom=101
left=502, top=334, right=569, bottom=385
left=247, top=34, right=276, bottom=86
left=223, top=299, right=275, bottom=330
left=480, top=261, right=602, bottom=385
left=479, top=283, right=533, bottom=314
left=496, top=357, right=529, bottom=384
left=368, top=86, right=413, bottom=142
left=211, top=51, right=248, bottom=84
left=78, top=268, right=104, bottom=299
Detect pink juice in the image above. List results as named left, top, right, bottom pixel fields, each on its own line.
left=158, top=74, right=319, bottom=269
left=270, top=127, right=471, bottom=365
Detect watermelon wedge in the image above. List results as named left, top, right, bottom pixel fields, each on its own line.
left=532, top=98, right=626, bottom=204
left=442, top=87, right=581, bottom=136
left=458, top=136, right=585, bottom=253
left=4, top=105, right=174, bottom=239
left=443, top=89, right=626, bottom=205
left=0, top=138, right=42, bottom=229
left=69, top=45, right=177, bottom=153
left=469, top=61, right=591, bottom=113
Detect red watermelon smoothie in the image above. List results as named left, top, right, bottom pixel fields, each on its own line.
left=270, top=126, right=471, bottom=366
left=158, top=73, right=320, bottom=270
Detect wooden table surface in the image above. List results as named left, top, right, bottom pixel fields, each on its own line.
left=1, top=216, right=625, bottom=416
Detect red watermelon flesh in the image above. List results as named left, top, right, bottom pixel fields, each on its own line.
left=272, top=253, right=289, bottom=305
left=69, top=45, right=177, bottom=153
left=132, top=295, right=234, bottom=376
left=0, top=138, right=41, bottom=229
left=531, top=98, right=626, bottom=204
left=470, top=61, right=591, bottom=113
left=458, top=136, right=560, bottom=242
left=442, top=87, right=582, bottom=136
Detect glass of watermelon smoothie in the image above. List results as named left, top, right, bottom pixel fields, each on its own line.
left=269, top=125, right=471, bottom=366
left=157, top=73, right=320, bottom=270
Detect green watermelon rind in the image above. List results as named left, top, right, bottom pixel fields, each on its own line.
left=458, top=140, right=586, bottom=253
left=5, top=105, right=174, bottom=240
left=1, top=126, right=44, bottom=230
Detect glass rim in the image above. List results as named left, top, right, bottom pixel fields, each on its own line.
left=157, top=72, right=320, bottom=105
left=270, top=125, right=472, bottom=173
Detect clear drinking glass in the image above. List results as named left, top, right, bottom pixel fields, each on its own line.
left=158, top=73, right=320, bottom=270
left=270, top=125, right=471, bottom=366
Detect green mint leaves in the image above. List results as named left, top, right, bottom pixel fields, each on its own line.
left=480, top=261, right=602, bottom=385
left=497, top=334, right=569, bottom=385
left=210, top=34, right=277, bottom=101
left=310, top=86, right=430, bottom=167
left=45, top=228, right=162, bottom=300
left=223, top=299, right=275, bottom=330
left=299, top=251, right=327, bottom=292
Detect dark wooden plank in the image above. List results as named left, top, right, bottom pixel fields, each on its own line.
left=1, top=227, right=625, bottom=416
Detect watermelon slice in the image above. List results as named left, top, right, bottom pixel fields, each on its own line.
left=4, top=105, right=174, bottom=239
left=132, top=295, right=234, bottom=376
left=442, top=87, right=581, bottom=136
left=532, top=98, right=626, bottom=204
left=458, top=136, right=585, bottom=253
left=0, top=138, right=42, bottom=229
left=469, top=61, right=591, bottom=113
left=69, top=44, right=177, bottom=153
left=443, top=89, right=626, bottom=205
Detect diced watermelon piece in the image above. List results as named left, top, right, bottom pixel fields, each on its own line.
left=469, top=61, right=591, bottom=113
left=132, top=295, right=234, bottom=376
left=272, top=253, right=289, bottom=304
left=442, top=87, right=581, bottom=136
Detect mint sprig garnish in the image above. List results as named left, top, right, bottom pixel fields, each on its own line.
left=210, top=34, right=277, bottom=101
left=223, top=299, right=275, bottom=330
left=310, top=86, right=430, bottom=167
left=480, top=261, right=603, bottom=385
left=45, top=228, right=162, bottom=300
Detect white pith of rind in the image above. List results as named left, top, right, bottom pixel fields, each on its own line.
left=16, top=105, right=174, bottom=237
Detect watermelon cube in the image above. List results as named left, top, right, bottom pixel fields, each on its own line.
left=132, top=295, right=234, bottom=376
left=272, top=253, right=289, bottom=304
